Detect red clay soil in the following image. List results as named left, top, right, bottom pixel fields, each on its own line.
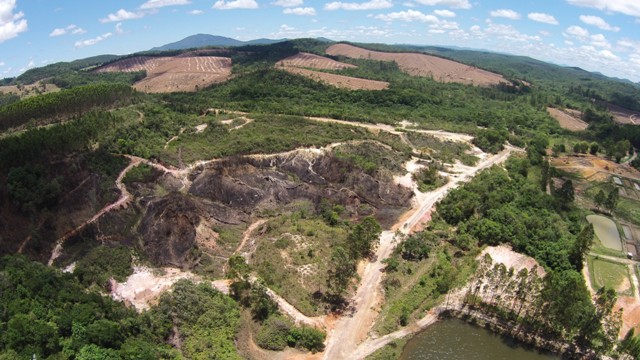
left=280, top=67, right=389, bottom=90
left=95, top=56, right=232, bottom=93
left=275, top=52, right=356, bottom=70
left=326, top=43, right=505, bottom=86
left=547, top=107, right=589, bottom=131
left=607, top=103, right=640, bottom=125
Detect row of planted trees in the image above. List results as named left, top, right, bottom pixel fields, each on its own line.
left=461, top=253, right=622, bottom=354
left=0, top=83, right=135, bottom=131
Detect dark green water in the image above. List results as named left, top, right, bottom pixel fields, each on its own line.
left=399, top=319, right=560, bottom=360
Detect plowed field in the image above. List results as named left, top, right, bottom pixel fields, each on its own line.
left=326, top=43, right=505, bottom=86
left=95, top=56, right=232, bottom=93
left=276, top=52, right=356, bottom=70
left=281, top=67, right=388, bottom=90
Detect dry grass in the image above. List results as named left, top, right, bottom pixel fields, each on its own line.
left=325, top=44, right=505, bottom=86
left=95, top=56, right=232, bottom=93
left=0, top=82, right=60, bottom=98
left=547, top=107, right=588, bottom=131
left=280, top=67, right=389, bottom=90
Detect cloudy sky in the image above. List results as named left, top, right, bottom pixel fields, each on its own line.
left=1, top=0, right=640, bottom=82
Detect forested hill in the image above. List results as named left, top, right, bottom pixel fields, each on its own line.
left=349, top=41, right=640, bottom=111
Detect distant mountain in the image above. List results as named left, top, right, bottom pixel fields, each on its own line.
left=150, top=34, right=288, bottom=51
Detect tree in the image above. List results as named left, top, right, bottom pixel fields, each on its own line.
left=326, top=246, right=356, bottom=300
left=347, top=216, right=381, bottom=260
left=556, top=179, right=575, bottom=204
left=594, top=189, right=606, bottom=210
left=589, top=142, right=599, bottom=155
left=569, top=224, right=594, bottom=271
left=605, top=188, right=619, bottom=213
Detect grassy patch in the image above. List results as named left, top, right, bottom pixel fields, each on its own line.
left=405, top=132, right=478, bottom=166
left=588, top=256, right=633, bottom=296
left=161, top=114, right=373, bottom=166
left=365, top=338, right=408, bottom=360
left=374, top=234, right=477, bottom=336
left=250, top=211, right=350, bottom=316
left=616, top=197, right=640, bottom=227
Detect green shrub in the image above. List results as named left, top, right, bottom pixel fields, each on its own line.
left=256, top=316, right=292, bottom=351
left=287, top=326, right=326, bottom=353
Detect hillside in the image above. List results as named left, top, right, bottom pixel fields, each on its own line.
left=150, top=34, right=286, bottom=51
left=2, top=37, right=640, bottom=360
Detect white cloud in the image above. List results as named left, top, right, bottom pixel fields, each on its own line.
left=539, top=30, right=551, bottom=36
left=283, top=7, right=316, bottom=15
left=590, top=33, right=610, bottom=48
left=527, top=12, right=558, bottom=25
left=579, top=15, right=620, bottom=31
left=49, top=24, right=85, bottom=37
left=484, top=23, right=541, bottom=42
left=140, top=0, right=191, bottom=9
left=434, top=9, right=455, bottom=17
left=213, top=0, right=258, bottom=9
left=188, top=9, right=204, bottom=14
left=490, top=9, right=520, bottom=20
left=324, top=0, right=393, bottom=11
left=564, top=25, right=611, bottom=49
left=566, top=0, right=640, bottom=18
left=598, top=49, right=617, bottom=60
left=100, top=9, right=144, bottom=23
left=49, top=28, right=66, bottom=37
left=75, top=32, right=112, bottom=48
left=565, top=25, right=589, bottom=37
left=272, top=0, right=303, bottom=6
left=0, top=0, right=27, bottom=43
left=374, top=9, right=439, bottom=22
left=414, top=0, right=471, bottom=8
left=0, top=61, right=4, bottom=66
left=115, top=22, right=124, bottom=34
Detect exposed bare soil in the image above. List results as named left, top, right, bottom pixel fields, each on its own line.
left=326, top=43, right=505, bottom=86
left=276, top=52, right=356, bottom=70
left=280, top=67, right=389, bottom=90
left=547, top=107, right=589, bottom=131
left=550, top=154, right=640, bottom=180
left=95, top=56, right=232, bottom=93
left=0, top=82, right=60, bottom=98
left=608, top=103, right=640, bottom=125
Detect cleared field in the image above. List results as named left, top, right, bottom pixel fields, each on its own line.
left=588, top=256, right=632, bottom=295
left=588, top=215, right=623, bottom=251
left=96, top=56, right=232, bottom=93
left=281, top=67, right=389, bottom=90
left=326, top=43, right=505, bottom=86
left=547, top=107, right=588, bottom=131
left=276, top=52, right=356, bottom=70
left=608, top=103, right=640, bottom=125
left=0, top=82, right=60, bottom=98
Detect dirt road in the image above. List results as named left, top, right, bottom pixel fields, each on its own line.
left=322, top=145, right=520, bottom=360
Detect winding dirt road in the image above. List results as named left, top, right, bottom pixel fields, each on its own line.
left=322, top=145, right=520, bottom=360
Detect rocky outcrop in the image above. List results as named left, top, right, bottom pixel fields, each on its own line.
left=139, top=193, right=201, bottom=268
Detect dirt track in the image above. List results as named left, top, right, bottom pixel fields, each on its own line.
left=322, top=145, right=521, bottom=360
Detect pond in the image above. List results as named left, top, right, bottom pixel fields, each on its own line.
left=399, top=319, right=559, bottom=360
left=587, top=214, right=622, bottom=251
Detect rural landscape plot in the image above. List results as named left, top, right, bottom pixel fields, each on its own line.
left=326, top=43, right=506, bottom=86
left=276, top=52, right=389, bottom=90
left=96, top=55, right=232, bottom=93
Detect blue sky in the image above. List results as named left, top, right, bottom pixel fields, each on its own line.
left=1, top=0, right=640, bottom=82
